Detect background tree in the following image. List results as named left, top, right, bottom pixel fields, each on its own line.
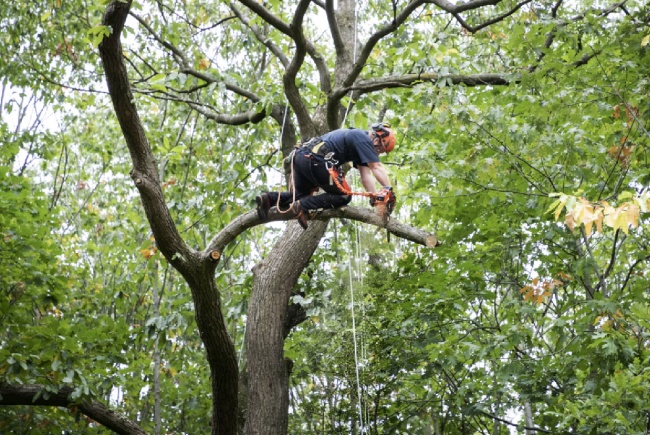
left=1, top=0, right=649, bottom=434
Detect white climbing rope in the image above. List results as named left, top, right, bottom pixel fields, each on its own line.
left=348, top=250, right=365, bottom=434
left=343, top=5, right=366, bottom=433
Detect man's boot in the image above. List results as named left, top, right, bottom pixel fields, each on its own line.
left=291, top=201, right=309, bottom=230
left=255, top=193, right=271, bottom=220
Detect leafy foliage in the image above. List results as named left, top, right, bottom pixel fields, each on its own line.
left=1, top=0, right=650, bottom=434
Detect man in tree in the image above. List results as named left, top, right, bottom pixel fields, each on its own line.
left=256, top=123, right=397, bottom=229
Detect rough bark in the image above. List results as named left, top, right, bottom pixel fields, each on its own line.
left=245, top=220, right=328, bottom=435
left=0, top=384, right=146, bottom=435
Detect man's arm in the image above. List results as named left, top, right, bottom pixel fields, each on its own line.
left=359, top=162, right=391, bottom=193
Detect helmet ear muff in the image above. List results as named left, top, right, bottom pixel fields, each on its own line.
left=371, top=122, right=391, bottom=137
left=371, top=122, right=395, bottom=153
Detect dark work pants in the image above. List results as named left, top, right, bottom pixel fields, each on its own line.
left=265, top=150, right=352, bottom=211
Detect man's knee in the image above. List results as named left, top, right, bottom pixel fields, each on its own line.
left=341, top=195, right=352, bottom=205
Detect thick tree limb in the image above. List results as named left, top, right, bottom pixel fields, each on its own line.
left=325, top=0, right=349, bottom=63
left=99, top=0, right=192, bottom=271
left=327, top=0, right=511, bottom=123
left=99, top=2, right=239, bottom=434
left=204, top=206, right=438, bottom=260
left=283, top=0, right=319, bottom=138
left=237, top=0, right=331, bottom=96
left=351, top=72, right=512, bottom=95
left=0, top=384, right=146, bottom=435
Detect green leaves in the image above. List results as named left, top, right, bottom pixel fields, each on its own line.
left=87, top=24, right=112, bottom=47
left=2, top=0, right=650, bottom=433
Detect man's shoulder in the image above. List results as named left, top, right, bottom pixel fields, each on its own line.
left=346, top=128, right=370, bottom=141
left=325, top=128, right=369, bottom=143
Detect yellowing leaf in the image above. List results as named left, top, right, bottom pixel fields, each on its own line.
left=627, top=203, right=640, bottom=228
left=565, top=210, right=576, bottom=231
left=584, top=218, right=594, bottom=236
left=642, top=34, right=650, bottom=46
left=613, top=207, right=629, bottom=234
left=546, top=198, right=561, bottom=214
left=140, top=247, right=157, bottom=259
left=198, top=58, right=211, bottom=70
left=520, top=286, right=534, bottom=302
left=552, top=194, right=569, bottom=221
left=603, top=203, right=618, bottom=228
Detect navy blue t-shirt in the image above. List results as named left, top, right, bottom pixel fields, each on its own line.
left=319, top=129, right=380, bottom=167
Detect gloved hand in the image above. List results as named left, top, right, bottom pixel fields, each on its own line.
left=371, top=187, right=396, bottom=216
left=384, top=189, right=396, bottom=215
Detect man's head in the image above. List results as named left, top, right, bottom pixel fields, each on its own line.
left=370, top=122, right=396, bottom=154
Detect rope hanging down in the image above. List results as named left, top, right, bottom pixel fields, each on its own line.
left=346, top=5, right=367, bottom=434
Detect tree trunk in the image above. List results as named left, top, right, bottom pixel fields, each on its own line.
left=245, top=220, right=328, bottom=434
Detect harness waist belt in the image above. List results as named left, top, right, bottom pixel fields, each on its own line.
left=301, top=137, right=332, bottom=158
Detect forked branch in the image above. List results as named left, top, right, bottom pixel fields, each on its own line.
left=204, top=206, right=439, bottom=261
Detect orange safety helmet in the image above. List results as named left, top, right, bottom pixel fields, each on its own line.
left=371, top=122, right=396, bottom=154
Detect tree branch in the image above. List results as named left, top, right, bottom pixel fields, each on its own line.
left=237, top=0, right=331, bottom=96
left=479, top=409, right=550, bottom=433
left=450, top=0, right=533, bottom=33
left=325, top=0, right=348, bottom=62
left=228, top=2, right=290, bottom=68
left=428, top=0, right=504, bottom=13
left=620, top=254, right=650, bottom=293
left=187, top=101, right=266, bottom=125
left=529, top=0, right=626, bottom=71
left=283, top=0, right=318, bottom=137
left=132, top=11, right=265, bottom=104
left=351, top=72, right=511, bottom=95
left=130, top=11, right=189, bottom=67
left=0, top=384, right=146, bottom=435
left=236, top=0, right=292, bottom=36
left=99, top=4, right=240, bottom=433
left=204, top=206, right=438, bottom=260
left=99, top=0, right=194, bottom=272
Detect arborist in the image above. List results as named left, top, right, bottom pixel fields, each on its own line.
left=256, top=123, right=397, bottom=229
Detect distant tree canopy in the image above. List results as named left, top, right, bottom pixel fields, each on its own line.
left=1, top=1, right=649, bottom=434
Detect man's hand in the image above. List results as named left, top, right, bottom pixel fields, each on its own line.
left=371, top=187, right=396, bottom=216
